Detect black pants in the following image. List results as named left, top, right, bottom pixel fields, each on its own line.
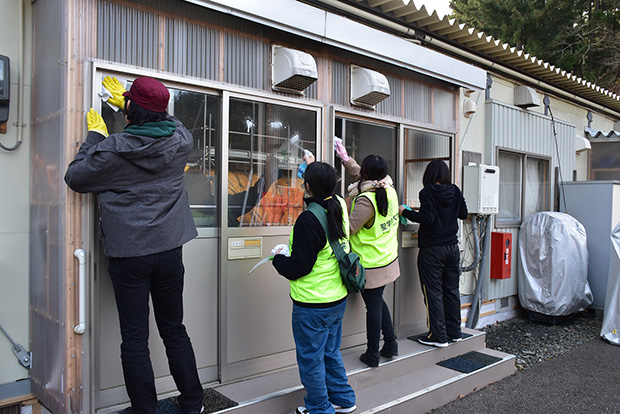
left=108, top=247, right=203, bottom=414
left=361, top=285, right=396, bottom=354
left=417, top=244, right=462, bottom=343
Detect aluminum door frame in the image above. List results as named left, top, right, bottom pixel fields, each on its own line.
left=218, top=90, right=324, bottom=382
left=88, top=64, right=223, bottom=411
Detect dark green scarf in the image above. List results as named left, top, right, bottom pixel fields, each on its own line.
left=125, top=120, right=177, bottom=138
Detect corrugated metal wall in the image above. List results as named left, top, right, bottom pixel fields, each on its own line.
left=485, top=100, right=575, bottom=301
left=165, top=18, right=219, bottom=79
left=96, top=0, right=456, bottom=128
left=98, top=1, right=160, bottom=69
left=404, top=81, right=432, bottom=124
left=31, top=0, right=99, bottom=411
left=30, top=1, right=66, bottom=412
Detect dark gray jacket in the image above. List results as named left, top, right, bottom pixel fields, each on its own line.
left=64, top=116, right=198, bottom=258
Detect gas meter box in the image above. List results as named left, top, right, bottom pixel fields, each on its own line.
left=462, top=164, right=499, bottom=214
left=491, top=232, right=512, bottom=279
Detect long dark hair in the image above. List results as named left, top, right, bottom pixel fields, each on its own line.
left=124, top=99, right=167, bottom=126
left=304, top=162, right=345, bottom=240
left=358, top=154, right=389, bottom=216
left=422, top=159, right=452, bottom=186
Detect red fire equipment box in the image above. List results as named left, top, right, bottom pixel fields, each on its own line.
left=491, top=232, right=512, bottom=279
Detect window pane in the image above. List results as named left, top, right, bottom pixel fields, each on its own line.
left=498, top=152, right=522, bottom=222
left=403, top=129, right=451, bottom=207
left=101, top=85, right=221, bottom=228
left=335, top=119, right=397, bottom=191
left=524, top=157, right=549, bottom=218
left=228, top=98, right=316, bottom=227
left=590, top=142, right=620, bottom=180
left=174, top=91, right=221, bottom=228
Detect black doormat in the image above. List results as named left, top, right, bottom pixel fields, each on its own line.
left=437, top=351, right=502, bottom=373
left=201, top=388, right=239, bottom=413
left=119, top=388, right=239, bottom=414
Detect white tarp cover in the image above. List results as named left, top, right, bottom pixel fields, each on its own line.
left=518, top=212, right=593, bottom=316
left=601, top=222, right=620, bottom=345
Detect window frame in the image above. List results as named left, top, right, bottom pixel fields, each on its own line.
left=496, top=148, right=551, bottom=228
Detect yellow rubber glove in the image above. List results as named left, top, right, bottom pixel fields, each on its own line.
left=87, top=108, right=109, bottom=137
left=102, top=76, right=127, bottom=109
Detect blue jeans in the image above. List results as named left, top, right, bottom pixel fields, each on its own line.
left=361, top=286, right=396, bottom=354
left=292, top=300, right=356, bottom=414
left=108, top=247, right=203, bottom=414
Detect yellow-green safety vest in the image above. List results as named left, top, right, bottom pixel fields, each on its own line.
left=289, top=196, right=350, bottom=303
left=350, top=186, right=399, bottom=269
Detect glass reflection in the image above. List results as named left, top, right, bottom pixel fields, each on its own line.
left=228, top=98, right=317, bottom=227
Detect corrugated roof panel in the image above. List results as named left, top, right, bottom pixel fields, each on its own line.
left=352, top=0, right=620, bottom=113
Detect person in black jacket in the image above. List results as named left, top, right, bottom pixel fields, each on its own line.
left=399, top=159, right=468, bottom=348
left=65, top=76, right=204, bottom=414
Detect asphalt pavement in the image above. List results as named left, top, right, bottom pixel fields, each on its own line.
left=429, top=336, right=620, bottom=414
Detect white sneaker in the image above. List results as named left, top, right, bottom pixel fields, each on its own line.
left=333, top=403, right=357, bottom=413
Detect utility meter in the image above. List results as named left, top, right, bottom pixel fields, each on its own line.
left=0, top=55, right=9, bottom=123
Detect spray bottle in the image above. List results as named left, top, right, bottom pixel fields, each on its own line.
left=297, top=149, right=313, bottom=178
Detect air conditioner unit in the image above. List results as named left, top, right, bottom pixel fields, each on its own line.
left=350, top=65, right=390, bottom=109
left=514, top=85, right=540, bottom=108
left=272, top=46, right=318, bottom=94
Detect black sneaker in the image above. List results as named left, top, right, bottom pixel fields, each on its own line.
left=359, top=351, right=380, bottom=367
left=379, top=340, right=399, bottom=358
left=448, top=336, right=463, bottom=343
left=417, top=335, right=448, bottom=348
left=295, top=406, right=309, bottom=414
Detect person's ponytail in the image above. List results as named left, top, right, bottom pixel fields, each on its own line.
left=304, top=162, right=346, bottom=240
left=375, top=187, right=388, bottom=217
left=325, top=196, right=346, bottom=240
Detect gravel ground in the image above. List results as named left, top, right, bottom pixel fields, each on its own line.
left=482, top=309, right=603, bottom=371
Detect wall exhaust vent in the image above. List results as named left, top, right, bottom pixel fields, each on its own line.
left=272, top=46, right=318, bottom=94
left=350, top=65, right=390, bottom=108
left=514, top=85, right=540, bottom=108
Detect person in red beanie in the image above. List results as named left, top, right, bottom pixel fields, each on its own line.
left=65, top=76, right=204, bottom=414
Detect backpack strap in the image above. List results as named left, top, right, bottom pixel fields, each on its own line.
left=307, top=202, right=347, bottom=261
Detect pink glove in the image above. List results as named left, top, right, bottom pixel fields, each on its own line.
left=334, top=139, right=350, bottom=163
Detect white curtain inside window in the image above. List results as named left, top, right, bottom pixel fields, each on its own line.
left=524, top=157, right=548, bottom=218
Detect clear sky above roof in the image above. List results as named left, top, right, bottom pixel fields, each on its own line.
left=413, top=0, right=451, bottom=18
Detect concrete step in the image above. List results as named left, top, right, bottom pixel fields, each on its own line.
left=213, top=328, right=515, bottom=414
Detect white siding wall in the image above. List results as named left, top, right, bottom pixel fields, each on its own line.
left=0, top=0, right=32, bottom=388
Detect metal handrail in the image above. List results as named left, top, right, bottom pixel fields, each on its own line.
left=73, top=249, right=86, bottom=335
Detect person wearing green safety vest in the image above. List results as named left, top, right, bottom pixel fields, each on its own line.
left=272, top=159, right=357, bottom=414
left=335, top=141, right=401, bottom=368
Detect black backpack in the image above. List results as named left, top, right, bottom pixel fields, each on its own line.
left=307, top=202, right=365, bottom=293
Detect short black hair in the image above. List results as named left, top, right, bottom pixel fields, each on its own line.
left=422, top=159, right=451, bottom=186
left=124, top=98, right=167, bottom=126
